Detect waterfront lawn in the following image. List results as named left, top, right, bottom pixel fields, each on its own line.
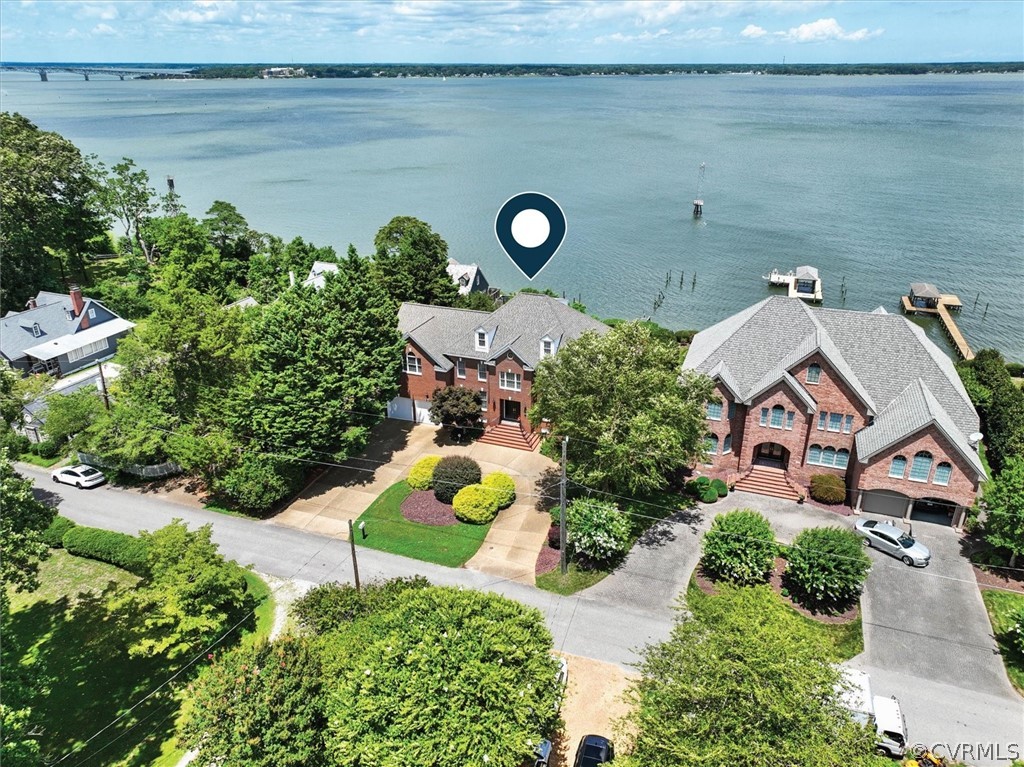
left=3, top=549, right=274, bottom=767
left=982, top=588, right=1024, bottom=693
left=355, top=481, right=491, bottom=567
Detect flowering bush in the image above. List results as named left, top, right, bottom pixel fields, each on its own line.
left=701, top=509, right=776, bottom=585
left=784, top=527, right=870, bottom=610
left=555, top=497, right=631, bottom=563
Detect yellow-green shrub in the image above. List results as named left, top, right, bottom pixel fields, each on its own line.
left=482, top=472, right=516, bottom=509
left=452, top=484, right=500, bottom=524
left=408, top=455, right=442, bottom=490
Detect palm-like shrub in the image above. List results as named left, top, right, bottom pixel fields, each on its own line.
left=432, top=455, right=482, bottom=504
left=452, top=484, right=501, bottom=524
left=701, top=509, right=776, bottom=585
left=408, top=455, right=442, bottom=490
left=809, top=474, right=847, bottom=505
left=482, top=472, right=516, bottom=509
left=784, top=527, right=870, bottom=610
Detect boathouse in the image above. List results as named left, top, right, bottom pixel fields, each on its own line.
left=909, top=283, right=942, bottom=309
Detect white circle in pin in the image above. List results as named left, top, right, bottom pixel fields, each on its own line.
left=510, top=209, right=550, bottom=249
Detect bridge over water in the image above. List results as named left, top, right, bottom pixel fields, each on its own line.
left=1, top=64, right=192, bottom=81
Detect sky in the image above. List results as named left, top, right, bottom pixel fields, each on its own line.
left=1, top=0, right=1022, bottom=65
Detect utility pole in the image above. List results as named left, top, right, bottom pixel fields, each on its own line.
left=347, top=519, right=361, bottom=592
left=559, top=436, right=568, bottom=575
left=96, top=363, right=110, bottom=411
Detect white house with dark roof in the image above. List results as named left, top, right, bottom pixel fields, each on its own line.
left=393, top=292, right=607, bottom=450
left=0, top=287, right=135, bottom=377
left=683, top=296, right=984, bottom=527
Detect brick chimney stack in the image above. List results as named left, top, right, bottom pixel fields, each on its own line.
left=69, top=285, right=85, bottom=317
left=26, top=297, right=37, bottom=310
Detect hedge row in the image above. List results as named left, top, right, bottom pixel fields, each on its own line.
left=42, top=515, right=78, bottom=548
left=61, top=526, right=150, bottom=576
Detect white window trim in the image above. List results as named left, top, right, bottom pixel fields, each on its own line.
left=66, top=337, right=109, bottom=363
left=806, top=364, right=821, bottom=385
left=456, top=358, right=466, bottom=379
left=842, top=415, right=854, bottom=434
left=785, top=411, right=794, bottom=431
left=403, top=352, right=422, bottom=376
left=540, top=336, right=554, bottom=359
left=706, top=402, right=723, bottom=421
left=769, top=406, right=785, bottom=429
left=933, top=463, right=952, bottom=486
left=499, top=371, right=522, bottom=392
left=477, top=363, right=487, bottom=382
left=475, top=328, right=489, bottom=352
left=888, top=458, right=906, bottom=479
left=817, top=412, right=827, bottom=430
left=827, top=413, right=843, bottom=432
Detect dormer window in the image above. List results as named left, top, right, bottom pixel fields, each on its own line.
left=475, top=329, right=488, bottom=351
left=540, top=337, right=553, bottom=358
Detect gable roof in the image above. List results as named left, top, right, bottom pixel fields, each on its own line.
left=445, top=259, right=485, bottom=295
left=0, top=292, right=130, bottom=364
left=398, top=293, right=608, bottom=371
left=684, top=296, right=982, bottom=473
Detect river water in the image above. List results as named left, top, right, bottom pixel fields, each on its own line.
left=2, top=71, right=1021, bottom=360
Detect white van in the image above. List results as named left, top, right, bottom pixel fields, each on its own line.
left=837, top=668, right=908, bottom=758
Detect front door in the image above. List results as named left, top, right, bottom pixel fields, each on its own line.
left=754, top=442, right=789, bottom=469
left=501, top=399, right=521, bottom=424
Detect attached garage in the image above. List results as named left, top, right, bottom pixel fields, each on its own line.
left=860, top=489, right=910, bottom=519
left=387, top=397, right=432, bottom=424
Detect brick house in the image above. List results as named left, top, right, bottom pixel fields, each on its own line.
left=683, top=296, right=985, bottom=527
left=391, top=293, right=608, bottom=450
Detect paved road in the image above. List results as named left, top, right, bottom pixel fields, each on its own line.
left=24, top=465, right=670, bottom=670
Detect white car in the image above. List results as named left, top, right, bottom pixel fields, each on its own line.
left=51, top=464, right=106, bottom=489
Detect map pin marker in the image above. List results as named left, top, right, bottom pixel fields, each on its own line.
left=495, top=192, right=567, bottom=280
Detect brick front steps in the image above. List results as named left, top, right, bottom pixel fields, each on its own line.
left=477, top=423, right=540, bottom=452
left=733, top=465, right=802, bottom=501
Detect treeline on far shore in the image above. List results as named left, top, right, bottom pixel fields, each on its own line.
left=182, top=61, right=1024, bottom=80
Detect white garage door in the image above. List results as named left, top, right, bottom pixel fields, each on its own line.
left=387, top=397, right=432, bottom=424
left=861, top=490, right=909, bottom=518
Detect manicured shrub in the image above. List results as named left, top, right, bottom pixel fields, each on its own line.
left=700, top=487, right=720, bottom=504
left=452, top=484, right=501, bottom=524
left=557, top=498, right=631, bottom=562
left=42, top=515, right=77, bottom=548
left=432, top=454, right=481, bottom=504
left=482, top=471, right=516, bottom=509
left=784, top=527, right=871, bottom=610
left=809, top=473, right=847, bottom=505
left=292, top=576, right=431, bottom=635
left=701, top=509, right=776, bottom=586
left=408, top=455, right=442, bottom=491
left=36, top=439, right=61, bottom=459
left=547, top=523, right=561, bottom=549
left=62, top=525, right=150, bottom=575
left=685, top=476, right=713, bottom=496
left=0, top=429, right=30, bottom=456
left=711, top=478, right=728, bottom=498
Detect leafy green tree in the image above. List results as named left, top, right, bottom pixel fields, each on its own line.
left=530, top=321, right=715, bottom=494
left=618, top=586, right=882, bottom=767
left=784, top=527, right=871, bottom=610
left=557, top=497, right=631, bottom=562
left=428, top=385, right=482, bottom=437
left=42, top=386, right=105, bottom=449
left=701, top=509, right=777, bottom=586
left=210, top=451, right=303, bottom=513
left=0, top=450, right=56, bottom=618
left=113, top=519, right=248, bottom=659
left=0, top=112, right=106, bottom=312
left=323, top=586, right=560, bottom=767
left=372, top=216, right=459, bottom=306
left=94, top=157, right=158, bottom=263
left=984, top=457, right=1024, bottom=566
left=291, top=577, right=431, bottom=635
left=958, top=349, right=1024, bottom=473
left=203, top=200, right=257, bottom=261
left=455, top=290, right=498, bottom=312
left=0, top=368, right=24, bottom=427
left=246, top=236, right=337, bottom=304
left=179, top=636, right=327, bottom=767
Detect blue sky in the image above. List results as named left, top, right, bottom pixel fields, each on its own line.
left=2, top=1, right=1022, bottom=64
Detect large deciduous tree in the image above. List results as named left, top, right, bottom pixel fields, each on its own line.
left=529, top=321, right=715, bottom=494
left=984, top=457, right=1024, bottom=567
left=618, top=586, right=883, bottom=767
left=0, top=450, right=56, bottom=618
left=0, top=112, right=106, bottom=313
left=372, top=216, right=459, bottom=306
left=42, top=386, right=105, bottom=449
left=94, top=157, right=158, bottom=263
left=429, top=385, right=482, bottom=439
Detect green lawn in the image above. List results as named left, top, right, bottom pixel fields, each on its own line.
left=687, top=581, right=863, bottom=662
left=18, top=451, right=63, bottom=468
left=536, top=561, right=610, bottom=594
left=355, top=481, right=492, bottom=567
left=982, top=588, right=1024, bottom=693
left=3, top=549, right=274, bottom=767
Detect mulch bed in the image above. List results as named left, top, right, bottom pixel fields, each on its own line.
left=401, top=490, right=458, bottom=526
left=536, top=544, right=561, bottom=576
left=974, top=565, right=1024, bottom=594
left=801, top=497, right=854, bottom=517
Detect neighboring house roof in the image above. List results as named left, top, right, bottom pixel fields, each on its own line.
left=910, top=282, right=942, bottom=299
left=24, top=318, right=135, bottom=361
left=225, top=296, right=260, bottom=310
left=302, top=260, right=340, bottom=290
left=684, top=296, right=982, bottom=477
left=0, top=291, right=131, bottom=364
left=398, top=293, right=608, bottom=372
left=445, top=259, right=485, bottom=295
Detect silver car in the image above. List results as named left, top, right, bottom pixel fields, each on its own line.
left=51, top=464, right=106, bottom=489
left=855, top=519, right=930, bottom=566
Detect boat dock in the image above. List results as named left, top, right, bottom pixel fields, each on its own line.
left=901, top=283, right=974, bottom=360
left=763, top=265, right=823, bottom=303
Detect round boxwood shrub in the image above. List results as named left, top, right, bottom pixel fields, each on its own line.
left=685, top=476, right=713, bottom=496
left=432, top=455, right=482, bottom=504
left=700, top=487, right=719, bottom=504
left=809, top=474, right=847, bottom=505
left=481, top=472, right=516, bottom=509
left=784, top=527, right=871, bottom=610
left=62, top=525, right=150, bottom=576
left=452, top=484, right=501, bottom=524
left=701, top=509, right=776, bottom=585
left=711, top=478, right=729, bottom=498
left=42, top=515, right=77, bottom=548
left=408, top=455, right=442, bottom=491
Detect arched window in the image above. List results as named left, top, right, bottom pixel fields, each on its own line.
left=706, top=434, right=719, bottom=456
left=889, top=456, right=907, bottom=479
left=835, top=448, right=850, bottom=470
left=933, top=462, right=952, bottom=486
left=770, top=405, right=785, bottom=428
left=822, top=446, right=837, bottom=467
left=723, top=434, right=732, bottom=454
left=806, top=363, right=821, bottom=384
left=808, top=444, right=822, bottom=464
left=909, top=451, right=933, bottom=482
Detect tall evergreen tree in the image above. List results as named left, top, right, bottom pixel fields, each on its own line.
left=372, top=216, right=459, bottom=306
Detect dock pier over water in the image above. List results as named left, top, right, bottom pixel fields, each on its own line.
left=901, top=283, right=974, bottom=360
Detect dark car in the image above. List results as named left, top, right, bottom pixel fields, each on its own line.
left=573, top=734, right=614, bottom=767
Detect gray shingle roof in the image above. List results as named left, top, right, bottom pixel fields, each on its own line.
left=910, top=283, right=941, bottom=299
left=398, top=293, right=608, bottom=371
left=0, top=292, right=126, bottom=364
left=683, top=296, right=982, bottom=476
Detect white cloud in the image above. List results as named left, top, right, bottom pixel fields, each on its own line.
left=91, top=23, right=116, bottom=35
left=741, top=24, right=767, bottom=38
left=595, top=28, right=671, bottom=44
left=776, top=17, right=883, bottom=43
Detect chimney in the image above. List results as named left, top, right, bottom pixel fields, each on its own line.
left=69, top=285, right=85, bottom=317
left=289, top=270, right=296, bottom=287
left=26, top=297, right=37, bottom=310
